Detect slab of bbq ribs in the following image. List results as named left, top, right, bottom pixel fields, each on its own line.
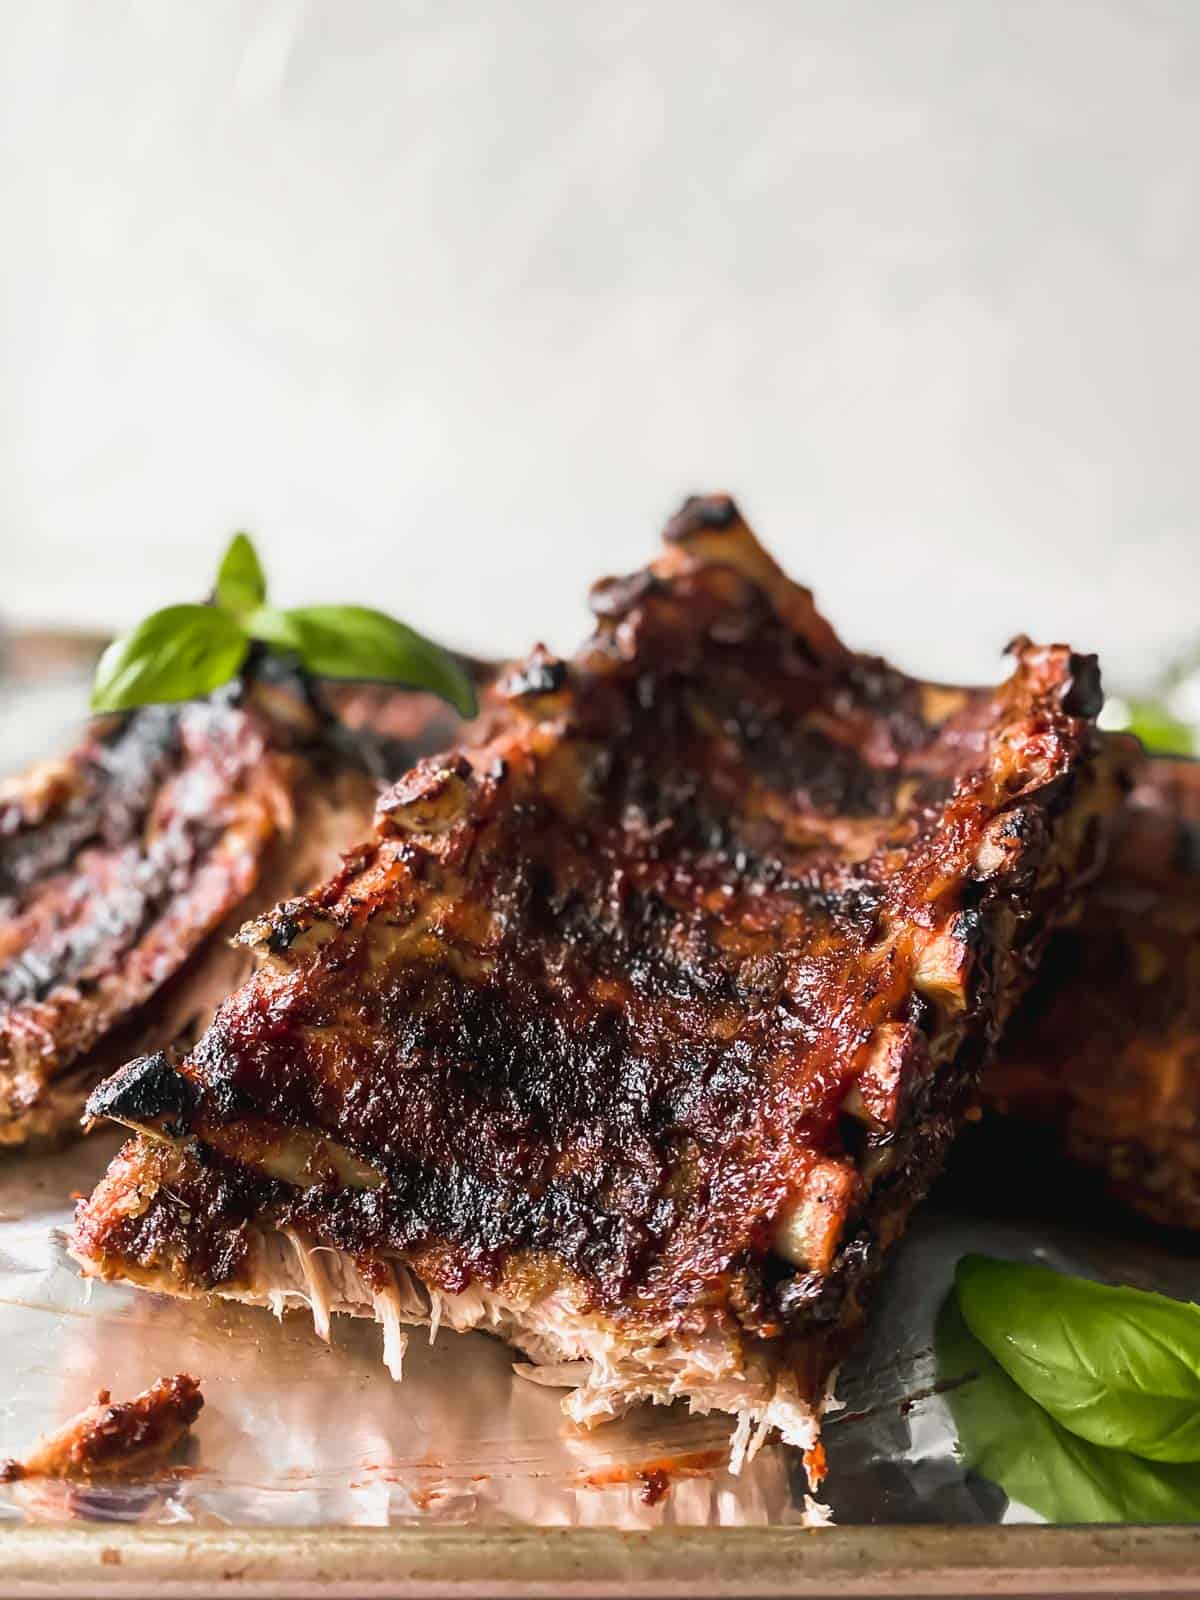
left=985, top=754, right=1200, bottom=1229
left=70, top=496, right=1112, bottom=1466
left=0, top=669, right=468, bottom=1149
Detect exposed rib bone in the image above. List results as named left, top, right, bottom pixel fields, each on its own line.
left=772, top=1158, right=859, bottom=1272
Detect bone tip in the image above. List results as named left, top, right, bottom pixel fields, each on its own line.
left=663, top=493, right=741, bottom=543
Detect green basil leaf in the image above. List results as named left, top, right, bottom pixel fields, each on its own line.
left=1123, top=698, right=1195, bottom=757
left=241, top=605, right=303, bottom=655
left=91, top=605, right=249, bottom=712
left=215, top=532, right=267, bottom=615
left=250, top=605, right=476, bottom=717
left=938, top=1294, right=1200, bottom=1523
left=956, top=1255, right=1200, bottom=1463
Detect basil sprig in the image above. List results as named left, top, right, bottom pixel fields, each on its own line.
left=214, top=531, right=267, bottom=615
left=937, top=1295, right=1200, bottom=1523
left=92, top=534, right=476, bottom=718
left=1121, top=699, right=1196, bottom=757
left=956, top=1255, right=1200, bottom=1463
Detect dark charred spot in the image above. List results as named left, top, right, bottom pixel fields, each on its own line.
left=265, top=912, right=303, bottom=954
left=1061, top=653, right=1103, bottom=720
left=0, top=705, right=183, bottom=947
left=1172, top=818, right=1200, bottom=876
left=950, top=906, right=984, bottom=950
left=663, top=493, right=740, bottom=542
left=589, top=569, right=661, bottom=619
left=498, top=650, right=568, bottom=702
left=85, top=1052, right=199, bottom=1136
left=775, top=1268, right=847, bottom=1326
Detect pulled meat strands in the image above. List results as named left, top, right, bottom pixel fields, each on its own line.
left=0, top=1375, right=202, bottom=1481
left=0, top=676, right=475, bottom=1150
left=986, top=754, right=1200, bottom=1228
left=71, top=496, right=1112, bottom=1468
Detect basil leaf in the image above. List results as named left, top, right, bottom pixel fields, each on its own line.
left=91, top=538, right=472, bottom=718
left=956, top=1255, right=1200, bottom=1463
left=1123, top=698, right=1195, bottom=757
left=91, top=605, right=249, bottom=712
left=251, top=605, right=476, bottom=717
left=938, top=1294, right=1200, bottom=1523
left=241, top=605, right=303, bottom=655
left=215, top=532, right=268, bottom=615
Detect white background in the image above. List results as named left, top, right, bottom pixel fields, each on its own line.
left=2, top=1, right=1197, bottom=691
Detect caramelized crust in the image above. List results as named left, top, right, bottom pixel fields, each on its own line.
left=72, top=498, right=1109, bottom=1428
left=0, top=675, right=473, bottom=1148
left=0, top=1375, right=202, bottom=1481
left=986, top=755, right=1200, bottom=1227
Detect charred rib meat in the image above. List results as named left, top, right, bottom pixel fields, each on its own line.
left=71, top=498, right=1111, bottom=1464
left=985, top=754, right=1200, bottom=1228
left=0, top=675, right=470, bottom=1148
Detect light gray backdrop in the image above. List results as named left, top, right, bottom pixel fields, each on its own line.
left=2, top=1, right=1197, bottom=691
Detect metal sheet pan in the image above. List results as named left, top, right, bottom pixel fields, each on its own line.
left=1, top=641, right=1198, bottom=1596
left=2, top=1523, right=1200, bottom=1598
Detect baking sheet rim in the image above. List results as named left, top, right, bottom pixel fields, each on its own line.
left=0, top=1524, right=1197, bottom=1597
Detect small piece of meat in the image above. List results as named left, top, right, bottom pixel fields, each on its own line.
left=0, top=1375, right=202, bottom=1481
left=637, top=1468, right=671, bottom=1505
left=71, top=497, right=1113, bottom=1469
left=985, top=755, right=1200, bottom=1228
left=0, top=670, right=475, bottom=1150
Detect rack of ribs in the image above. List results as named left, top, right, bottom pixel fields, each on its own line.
left=985, top=754, right=1200, bottom=1229
left=0, top=668, right=471, bottom=1149
left=70, top=496, right=1113, bottom=1471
